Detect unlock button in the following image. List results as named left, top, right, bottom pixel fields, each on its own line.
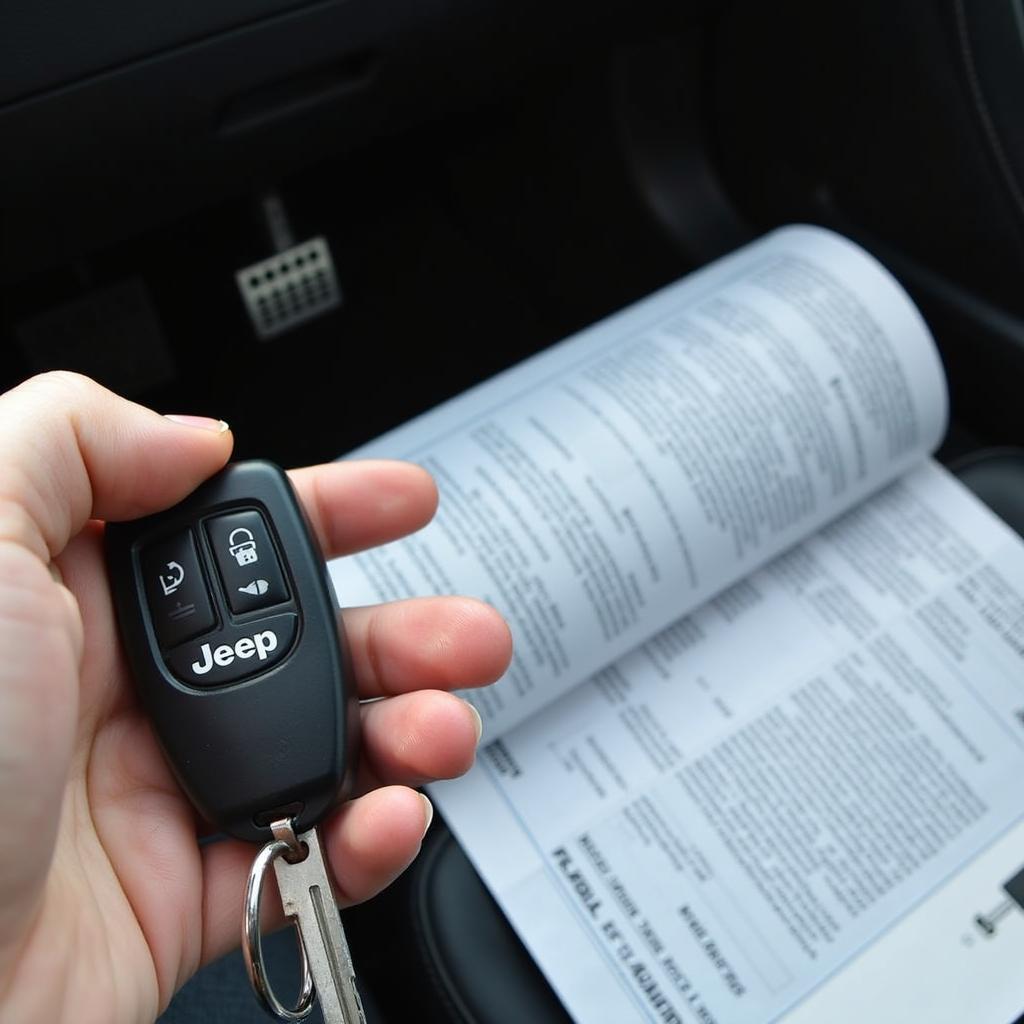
left=207, top=510, right=289, bottom=614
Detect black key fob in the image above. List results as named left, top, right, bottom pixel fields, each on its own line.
left=106, top=460, right=358, bottom=843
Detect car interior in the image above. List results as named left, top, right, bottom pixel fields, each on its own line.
left=3, top=0, right=1024, bottom=1021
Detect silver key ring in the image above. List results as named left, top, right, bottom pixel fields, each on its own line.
left=243, top=834, right=315, bottom=1021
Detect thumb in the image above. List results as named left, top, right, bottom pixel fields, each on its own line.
left=0, top=372, right=234, bottom=562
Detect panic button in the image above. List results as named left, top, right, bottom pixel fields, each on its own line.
left=206, top=510, right=289, bottom=614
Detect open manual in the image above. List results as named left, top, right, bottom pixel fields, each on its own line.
left=331, top=226, right=1024, bottom=1023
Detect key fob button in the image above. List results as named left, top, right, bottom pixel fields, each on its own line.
left=167, top=613, right=298, bottom=687
left=206, top=510, right=289, bottom=614
left=141, top=531, right=217, bottom=648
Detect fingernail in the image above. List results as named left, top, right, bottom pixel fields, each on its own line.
left=463, top=700, right=483, bottom=744
left=165, top=414, right=230, bottom=433
left=419, top=793, right=434, bottom=838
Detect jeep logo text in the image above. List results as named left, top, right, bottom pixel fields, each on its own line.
left=191, top=629, right=278, bottom=675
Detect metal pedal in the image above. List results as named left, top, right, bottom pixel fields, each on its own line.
left=236, top=193, right=342, bottom=340
left=236, top=238, right=341, bottom=340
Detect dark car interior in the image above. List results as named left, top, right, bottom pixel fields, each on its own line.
left=4, top=0, right=1024, bottom=1021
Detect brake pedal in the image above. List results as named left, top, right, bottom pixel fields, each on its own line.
left=235, top=193, right=342, bottom=340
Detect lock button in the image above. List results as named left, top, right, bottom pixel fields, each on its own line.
left=206, top=510, right=289, bottom=614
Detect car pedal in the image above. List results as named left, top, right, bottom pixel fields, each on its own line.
left=236, top=237, right=342, bottom=340
left=14, top=277, right=175, bottom=397
left=236, top=192, right=342, bottom=340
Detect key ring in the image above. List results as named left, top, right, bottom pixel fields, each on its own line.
left=243, top=824, right=315, bottom=1021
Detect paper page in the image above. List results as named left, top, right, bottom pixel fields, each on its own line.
left=331, top=225, right=948, bottom=737
left=780, top=819, right=1024, bottom=1024
left=433, top=461, right=1024, bottom=1023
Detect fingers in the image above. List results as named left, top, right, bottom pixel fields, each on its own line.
left=199, top=786, right=432, bottom=967
left=357, top=690, right=483, bottom=791
left=0, top=373, right=434, bottom=563
left=290, top=463, right=513, bottom=697
left=288, top=460, right=437, bottom=558
left=321, top=786, right=433, bottom=904
left=343, top=597, right=512, bottom=699
left=0, top=372, right=233, bottom=561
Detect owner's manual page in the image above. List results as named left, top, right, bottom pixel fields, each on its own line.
left=335, top=226, right=947, bottom=738
left=437, top=463, right=1024, bottom=1024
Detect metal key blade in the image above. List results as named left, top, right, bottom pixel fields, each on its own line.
left=273, top=826, right=367, bottom=1024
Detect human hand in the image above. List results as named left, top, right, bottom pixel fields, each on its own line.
left=0, top=373, right=511, bottom=1023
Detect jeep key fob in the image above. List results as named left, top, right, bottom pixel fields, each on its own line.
left=105, top=460, right=358, bottom=842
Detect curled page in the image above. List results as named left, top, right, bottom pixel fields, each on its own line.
left=333, top=225, right=948, bottom=737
